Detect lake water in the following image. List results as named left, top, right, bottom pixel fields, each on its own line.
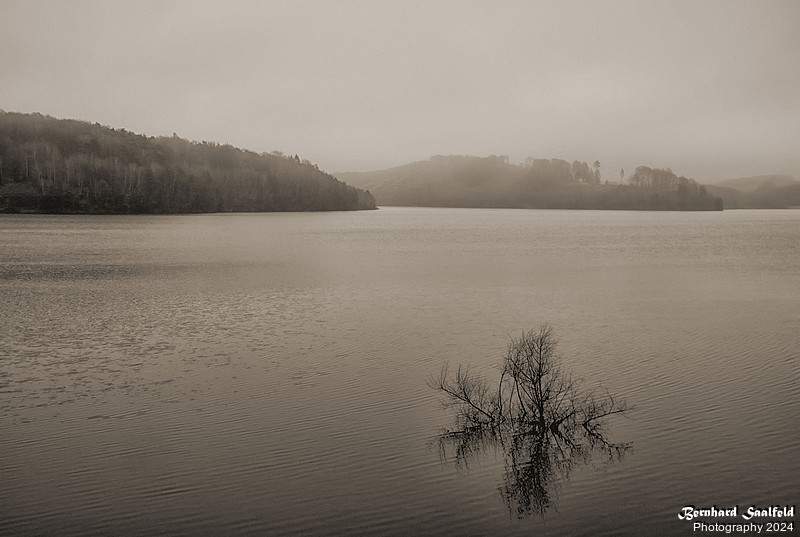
left=1, top=207, right=798, bottom=536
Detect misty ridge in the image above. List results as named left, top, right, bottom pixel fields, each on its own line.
left=339, top=155, right=722, bottom=211
left=704, top=175, right=800, bottom=209
left=2, top=111, right=798, bottom=214
left=0, top=111, right=376, bottom=214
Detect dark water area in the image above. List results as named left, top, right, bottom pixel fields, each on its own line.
left=1, top=208, right=798, bottom=536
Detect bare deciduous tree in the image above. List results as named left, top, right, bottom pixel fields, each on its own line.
left=429, top=324, right=632, bottom=518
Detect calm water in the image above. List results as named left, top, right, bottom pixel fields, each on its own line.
left=1, top=208, right=798, bottom=536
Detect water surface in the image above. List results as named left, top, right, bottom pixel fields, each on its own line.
left=1, top=208, right=798, bottom=536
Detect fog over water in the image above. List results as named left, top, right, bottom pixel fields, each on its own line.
left=1, top=1, right=799, bottom=180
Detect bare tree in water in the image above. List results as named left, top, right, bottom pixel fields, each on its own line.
left=430, top=324, right=632, bottom=518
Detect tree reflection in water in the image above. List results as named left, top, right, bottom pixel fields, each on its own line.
left=431, top=325, right=632, bottom=519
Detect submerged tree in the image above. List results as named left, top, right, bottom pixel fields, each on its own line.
left=429, top=325, right=632, bottom=518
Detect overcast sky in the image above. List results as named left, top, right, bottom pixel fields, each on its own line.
left=2, top=1, right=798, bottom=181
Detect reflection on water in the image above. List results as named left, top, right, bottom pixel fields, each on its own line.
left=438, top=415, right=630, bottom=519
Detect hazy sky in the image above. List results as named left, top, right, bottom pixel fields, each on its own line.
left=2, top=1, right=798, bottom=181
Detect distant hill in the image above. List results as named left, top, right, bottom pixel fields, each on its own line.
left=338, top=155, right=722, bottom=211
left=713, top=175, right=799, bottom=192
left=0, top=111, right=376, bottom=213
left=338, top=155, right=524, bottom=207
left=745, top=182, right=800, bottom=209
left=706, top=175, right=800, bottom=208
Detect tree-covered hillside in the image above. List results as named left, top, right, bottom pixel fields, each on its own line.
left=339, top=156, right=723, bottom=210
left=0, top=111, right=376, bottom=213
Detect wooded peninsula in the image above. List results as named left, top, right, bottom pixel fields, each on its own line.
left=0, top=112, right=376, bottom=213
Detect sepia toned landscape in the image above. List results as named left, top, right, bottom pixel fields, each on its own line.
left=1, top=2, right=798, bottom=536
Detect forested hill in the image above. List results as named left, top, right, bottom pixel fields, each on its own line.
left=0, top=111, right=376, bottom=213
left=338, top=155, right=723, bottom=211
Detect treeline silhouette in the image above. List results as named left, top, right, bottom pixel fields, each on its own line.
left=0, top=111, right=376, bottom=213
left=339, top=155, right=723, bottom=210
